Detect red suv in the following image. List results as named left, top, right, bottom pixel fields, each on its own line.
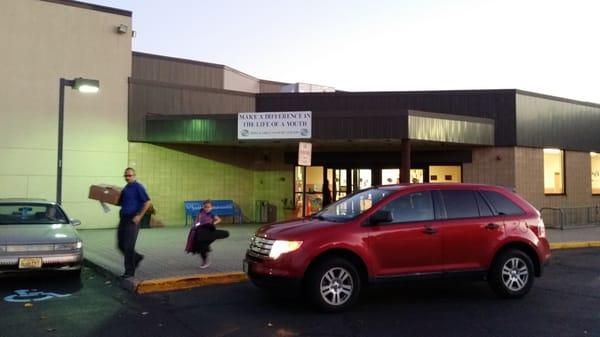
left=244, top=183, right=551, bottom=311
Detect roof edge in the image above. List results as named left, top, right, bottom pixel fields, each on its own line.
left=516, top=89, right=600, bottom=108
left=39, top=0, right=132, bottom=17
left=133, top=51, right=225, bottom=70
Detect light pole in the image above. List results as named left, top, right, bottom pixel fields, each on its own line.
left=57, top=77, right=100, bottom=204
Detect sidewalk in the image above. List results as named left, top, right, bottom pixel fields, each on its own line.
left=79, top=224, right=259, bottom=293
left=79, top=224, right=600, bottom=294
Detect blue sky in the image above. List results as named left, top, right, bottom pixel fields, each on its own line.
left=91, top=0, right=600, bottom=103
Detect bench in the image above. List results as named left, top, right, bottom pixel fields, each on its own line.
left=184, top=200, right=242, bottom=226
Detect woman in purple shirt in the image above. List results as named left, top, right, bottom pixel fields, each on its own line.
left=185, top=200, right=229, bottom=268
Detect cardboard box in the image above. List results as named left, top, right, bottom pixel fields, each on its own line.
left=89, top=184, right=122, bottom=205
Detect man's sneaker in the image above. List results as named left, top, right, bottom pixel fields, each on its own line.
left=200, top=259, right=210, bottom=269
left=120, top=273, right=134, bottom=278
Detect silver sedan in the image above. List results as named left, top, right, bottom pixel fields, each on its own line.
left=0, top=199, right=83, bottom=276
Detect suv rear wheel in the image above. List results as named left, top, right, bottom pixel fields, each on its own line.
left=489, top=249, right=534, bottom=298
left=307, top=258, right=361, bottom=312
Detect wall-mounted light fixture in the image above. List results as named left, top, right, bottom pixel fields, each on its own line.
left=116, top=24, right=128, bottom=34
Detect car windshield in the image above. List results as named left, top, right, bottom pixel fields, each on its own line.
left=0, top=204, right=68, bottom=225
left=314, top=187, right=395, bottom=222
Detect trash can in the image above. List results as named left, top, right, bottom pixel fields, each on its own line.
left=255, top=200, right=269, bottom=223
left=266, top=203, right=277, bottom=223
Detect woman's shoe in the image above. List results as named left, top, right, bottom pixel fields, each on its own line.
left=200, top=259, right=210, bottom=269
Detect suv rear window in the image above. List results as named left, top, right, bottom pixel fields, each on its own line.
left=481, top=191, right=525, bottom=216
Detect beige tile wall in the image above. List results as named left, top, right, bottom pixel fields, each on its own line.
left=465, top=146, right=600, bottom=209
left=463, top=147, right=516, bottom=187
left=515, top=147, right=600, bottom=209
left=0, top=1, right=131, bottom=229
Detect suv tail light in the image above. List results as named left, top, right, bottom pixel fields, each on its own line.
left=533, top=218, right=546, bottom=237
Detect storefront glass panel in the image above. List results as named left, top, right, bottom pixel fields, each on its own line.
left=334, top=169, right=348, bottom=200
left=591, top=152, right=600, bottom=194
left=305, top=166, right=324, bottom=215
left=543, top=149, right=564, bottom=194
left=382, top=169, right=399, bottom=185
left=382, top=169, right=424, bottom=184
left=410, top=169, right=424, bottom=183
left=429, top=166, right=461, bottom=183
left=352, top=169, right=372, bottom=191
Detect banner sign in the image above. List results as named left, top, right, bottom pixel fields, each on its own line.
left=298, top=142, right=312, bottom=166
left=238, top=111, right=311, bottom=139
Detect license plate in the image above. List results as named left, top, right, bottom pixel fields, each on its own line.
left=19, top=257, right=42, bottom=269
left=243, top=260, right=248, bottom=273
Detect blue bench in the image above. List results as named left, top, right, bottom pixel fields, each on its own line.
left=184, top=200, right=242, bottom=226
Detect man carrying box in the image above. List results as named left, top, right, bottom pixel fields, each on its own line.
left=117, top=167, right=151, bottom=278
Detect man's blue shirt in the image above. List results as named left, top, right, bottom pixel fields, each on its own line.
left=120, top=181, right=150, bottom=218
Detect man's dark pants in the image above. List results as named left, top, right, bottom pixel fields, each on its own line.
left=117, top=217, right=142, bottom=276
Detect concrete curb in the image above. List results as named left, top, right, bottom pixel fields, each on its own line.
left=83, top=258, right=247, bottom=295
left=549, top=241, right=600, bottom=250
left=136, top=272, right=248, bottom=294
left=83, top=259, right=138, bottom=292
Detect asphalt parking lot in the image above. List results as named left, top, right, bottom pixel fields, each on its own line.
left=1, top=248, right=599, bottom=337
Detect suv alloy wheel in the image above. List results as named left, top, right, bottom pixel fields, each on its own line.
left=307, top=258, right=361, bottom=312
left=489, top=249, right=534, bottom=298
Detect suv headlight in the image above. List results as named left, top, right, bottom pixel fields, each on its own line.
left=269, top=240, right=302, bottom=259
left=54, top=241, right=82, bottom=251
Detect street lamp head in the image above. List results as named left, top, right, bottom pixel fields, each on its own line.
left=73, top=77, right=100, bottom=93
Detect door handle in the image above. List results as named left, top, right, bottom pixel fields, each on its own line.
left=422, top=227, right=437, bottom=235
left=485, top=223, right=500, bottom=230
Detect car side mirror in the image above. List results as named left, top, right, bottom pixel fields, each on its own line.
left=368, top=210, right=392, bottom=225
left=70, top=219, right=81, bottom=226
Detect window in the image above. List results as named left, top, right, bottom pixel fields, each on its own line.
left=429, top=166, right=461, bottom=183
left=381, top=191, right=434, bottom=223
left=441, top=190, right=479, bottom=219
left=0, top=204, right=67, bottom=225
left=382, top=169, right=399, bottom=185
left=592, top=152, right=600, bottom=194
left=481, top=191, right=524, bottom=216
left=543, top=148, right=564, bottom=194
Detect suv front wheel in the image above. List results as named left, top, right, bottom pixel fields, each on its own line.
left=489, top=249, right=534, bottom=298
left=307, top=258, right=361, bottom=312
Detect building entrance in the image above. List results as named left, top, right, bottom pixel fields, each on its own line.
left=293, top=165, right=459, bottom=217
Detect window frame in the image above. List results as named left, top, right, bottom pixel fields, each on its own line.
left=591, top=152, right=600, bottom=196
left=543, top=148, right=566, bottom=196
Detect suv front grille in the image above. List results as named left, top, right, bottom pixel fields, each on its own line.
left=249, top=236, right=275, bottom=259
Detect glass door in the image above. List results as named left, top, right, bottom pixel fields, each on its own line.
left=351, top=169, right=372, bottom=192
left=334, top=169, right=348, bottom=201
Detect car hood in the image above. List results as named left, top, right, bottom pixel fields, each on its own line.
left=0, top=224, right=80, bottom=245
left=256, top=218, right=341, bottom=239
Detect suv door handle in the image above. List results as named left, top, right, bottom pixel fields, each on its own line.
left=485, top=223, right=500, bottom=230
left=422, top=226, right=437, bottom=235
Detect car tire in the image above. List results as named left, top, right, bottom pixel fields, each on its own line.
left=489, top=249, right=534, bottom=298
left=307, top=258, right=361, bottom=312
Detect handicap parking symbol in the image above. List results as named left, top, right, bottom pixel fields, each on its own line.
left=4, top=289, right=71, bottom=303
